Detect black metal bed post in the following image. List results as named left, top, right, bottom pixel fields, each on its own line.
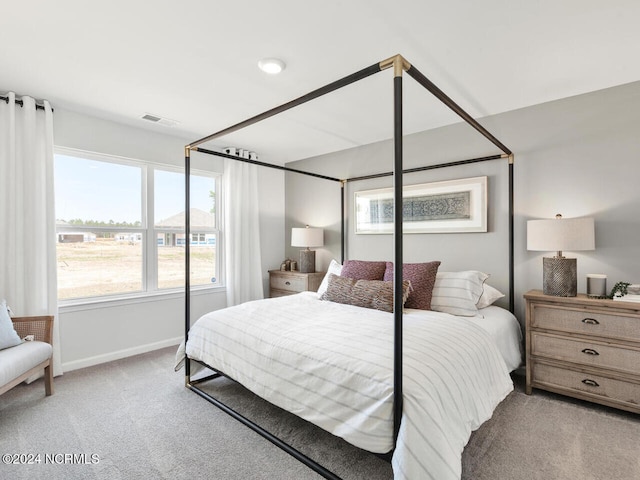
left=185, top=147, right=192, bottom=383
left=508, top=156, right=515, bottom=313
left=181, top=54, right=515, bottom=479
left=392, top=57, right=404, bottom=446
left=340, top=181, right=345, bottom=264
left=194, top=147, right=341, bottom=183
left=346, top=154, right=505, bottom=182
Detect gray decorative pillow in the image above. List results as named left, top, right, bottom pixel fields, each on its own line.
left=0, top=299, right=21, bottom=350
left=321, top=273, right=411, bottom=313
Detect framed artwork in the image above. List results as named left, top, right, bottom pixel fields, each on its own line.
left=355, top=176, right=487, bottom=234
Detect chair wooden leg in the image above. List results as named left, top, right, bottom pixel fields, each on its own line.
left=44, top=362, right=54, bottom=396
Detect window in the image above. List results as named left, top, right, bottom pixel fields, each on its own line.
left=154, top=170, right=219, bottom=290
left=55, top=149, right=221, bottom=301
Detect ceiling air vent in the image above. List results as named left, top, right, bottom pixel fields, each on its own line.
left=141, top=113, right=179, bottom=127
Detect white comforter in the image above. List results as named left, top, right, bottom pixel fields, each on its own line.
left=185, top=292, right=513, bottom=480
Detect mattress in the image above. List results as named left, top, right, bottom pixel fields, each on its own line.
left=184, top=292, right=518, bottom=480
left=469, top=305, right=523, bottom=372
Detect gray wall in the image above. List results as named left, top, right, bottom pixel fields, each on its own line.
left=285, top=80, right=640, bottom=326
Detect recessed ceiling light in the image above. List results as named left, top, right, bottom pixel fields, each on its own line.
left=258, top=58, right=286, bottom=74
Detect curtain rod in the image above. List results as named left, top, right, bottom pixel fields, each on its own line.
left=193, top=146, right=343, bottom=183
left=0, top=95, right=52, bottom=112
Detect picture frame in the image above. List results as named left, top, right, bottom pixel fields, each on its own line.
left=355, top=176, right=487, bottom=234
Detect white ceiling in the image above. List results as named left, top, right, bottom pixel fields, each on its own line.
left=3, top=1, right=640, bottom=164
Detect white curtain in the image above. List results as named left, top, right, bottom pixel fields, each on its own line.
left=0, top=92, right=61, bottom=376
left=223, top=159, right=264, bottom=306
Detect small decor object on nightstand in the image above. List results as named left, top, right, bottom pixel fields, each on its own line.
left=586, top=274, right=607, bottom=297
left=611, top=282, right=640, bottom=302
left=527, top=214, right=595, bottom=297
left=291, top=225, right=323, bottom=273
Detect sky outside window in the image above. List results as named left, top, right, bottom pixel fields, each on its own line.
left=154, top=169, right=215, bottom=225
left=55, top=154, right=214, bottom=225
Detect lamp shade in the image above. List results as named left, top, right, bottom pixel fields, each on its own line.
left=291, top=227, right=323, bottom=248
left=527, top=217, right=595, bottom=253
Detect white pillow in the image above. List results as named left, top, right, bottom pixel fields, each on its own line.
left=0, top=299, right=22, bottom=350
left=316, top=259, right=343, bottom=297
left=430, top=271, right=489, bottom=316
left=477, top=284, right=505, bottom=309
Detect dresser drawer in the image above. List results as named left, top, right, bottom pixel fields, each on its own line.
left=533, top=362, right=640, bottom=411
left=532, top=332, right=640, bottom=375
left=269, top=289, right=295, bottom=298
left=531, top=305, right=640, bottom=342
left=270, top=274, right=307, bottom=292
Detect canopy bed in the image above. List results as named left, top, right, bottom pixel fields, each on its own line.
left=181, top=54, right=516, bottom=480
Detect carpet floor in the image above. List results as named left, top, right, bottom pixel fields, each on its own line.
left=1, top=346, right=638, bottom=479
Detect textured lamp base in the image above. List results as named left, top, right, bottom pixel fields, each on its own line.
left=299, top=249, right=316, bottom=273
left=543, top=257, right=577, bottom=297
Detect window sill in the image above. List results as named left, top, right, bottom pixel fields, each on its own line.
left=58, top=285, right=226, bottom=313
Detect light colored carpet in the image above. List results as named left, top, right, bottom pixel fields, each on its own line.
left=1, top=346, right=638, bottom=479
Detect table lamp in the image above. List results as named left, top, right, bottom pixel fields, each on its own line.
left=527, top=214, right=595, bottom=297
left=291, top=225, right=323, bottom=273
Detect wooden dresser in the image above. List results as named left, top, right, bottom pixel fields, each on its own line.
left=524, top=289, right=640, bottom=413
left=269, top=270, right=325, bottom=298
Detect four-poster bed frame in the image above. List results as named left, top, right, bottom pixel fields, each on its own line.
left=183, top=54, right=514, bottom=480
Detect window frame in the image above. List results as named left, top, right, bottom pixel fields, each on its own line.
left=55, top=147, right=223, bottom=306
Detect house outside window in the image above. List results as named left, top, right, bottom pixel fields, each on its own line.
left=54, top=148, right=221, bottom=301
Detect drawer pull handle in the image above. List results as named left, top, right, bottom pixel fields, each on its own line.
left=582, top=379, right=600, bottom=387
left=285, top=281, right=291, bottom=286
left=581, top=348, right=600, bottom=356
left=582, top=318, right=600, bottom=325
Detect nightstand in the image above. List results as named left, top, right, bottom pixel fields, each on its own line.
left=269, top=270, right=325, bottom=298
left=524, top=289, right=640, bottom=413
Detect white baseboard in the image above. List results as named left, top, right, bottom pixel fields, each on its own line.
left=62, top=336, right=183, bottom=372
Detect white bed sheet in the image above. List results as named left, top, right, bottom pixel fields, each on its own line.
left=184, top=292, right=516, bottom=480
left=470, top=305, right=523, bottom=372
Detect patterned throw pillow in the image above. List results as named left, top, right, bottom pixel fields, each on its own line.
left=340, top=260, right=387, bottom=281
left=383, top=261, right=441, bottom=310
left=321, top=273, right=411, bottom=313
